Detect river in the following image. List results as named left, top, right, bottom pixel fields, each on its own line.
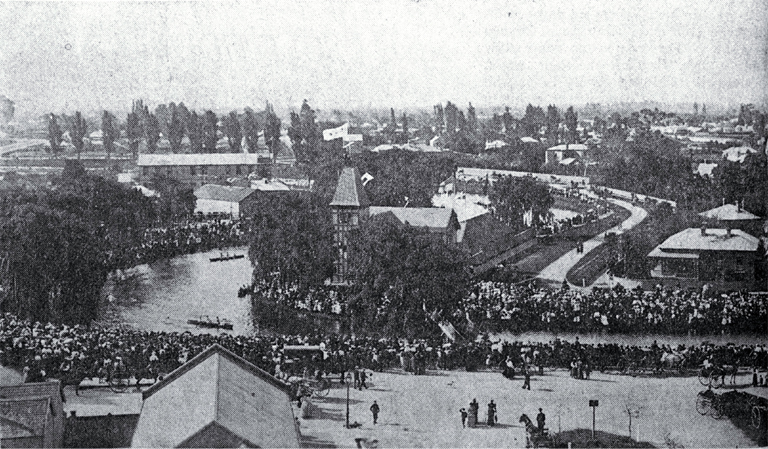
left=97, top=247, right=255, bottom=335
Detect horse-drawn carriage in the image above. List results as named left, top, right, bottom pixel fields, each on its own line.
left=520, top=414, right=553, bottom=448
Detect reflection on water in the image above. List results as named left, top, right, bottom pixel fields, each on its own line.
left=98, top=247, right=254, bottom=335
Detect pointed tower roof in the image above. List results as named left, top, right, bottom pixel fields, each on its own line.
left=330, top=167, right=370, bottom=207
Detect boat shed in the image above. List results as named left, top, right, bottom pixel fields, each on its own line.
left=193, top=184, right=259, bottom=220
left=131, top=344, right=300, bottom=448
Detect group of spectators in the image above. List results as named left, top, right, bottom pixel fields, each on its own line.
left=461, top=282, right=768, bottom=335
left=2, top=312, right=766, bottom=395
left=241, top=280, right=347, bottom=316
left=104, top=219, right=248, bottom=269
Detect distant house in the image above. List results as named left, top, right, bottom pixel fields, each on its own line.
left=545, top=143, right=589, bottom=165
left=137, top=153, right=263, bottom=187
left=0, top=380, right=65, bottom=448
left=131, top=344, right=300, bottom=448
left=648, top=227, right=761, bottom=287
left=722, top=146, right=757, bottom=163
left=698, top=203, right=762, bottom=236
left=369, top=207, right=460, bottom=244
left=194, top=184, right=259, bottom=219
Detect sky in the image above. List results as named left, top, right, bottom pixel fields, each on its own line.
left=1, top=0, right=767, bottom=119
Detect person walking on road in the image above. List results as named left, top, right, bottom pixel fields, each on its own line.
left=370, top=400, right=380, bottom=425
left=460, top=408, right=467, bottom=428
left=537, top=408, right=546, bottom=432
left=522, top=367, right=531, bottom=390
left=487, top=400, right=497, bottom=426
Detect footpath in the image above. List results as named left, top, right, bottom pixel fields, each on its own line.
left=535, top=198, right=647, bottom=289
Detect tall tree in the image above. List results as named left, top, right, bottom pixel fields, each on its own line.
left=521, top=104, right=545, bottom=137
left=564, top=106, right=578, bottom=144
left=167, top=104, right=185, bottom=153
left=223, top=111, right=242, bottom=152
left=187, top=111, right=203, bottom=154
left=70, top=111, right=88, bottom=159
left=242, top=108, right=260, bottom=153
left=466, top=103, right=477, bottom=135
left=144, top=114, right=160, bottom=154
left=546, top=105, right=561, bottom=143
left=264, top=102, right=282, bottom=161
left=299, top=100, right=319, bottom=163
left=401, top=113, right=409, bottom=144
left=434, top=103, right=445, bottom=134
left=444, top=102, right=459, bottom=134
left=287, top=111, right=304, bottom=162
left=47, top=113, right=63, bottom=155
left=202, top=110, right=218, bottom=153
left=101, top=110, right=120, bottom=160
left=126, top=111, right=142, bottom=159
left=154, top=104, right=170, bottom=138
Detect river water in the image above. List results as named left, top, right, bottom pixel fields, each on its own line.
left=97, top=247, right=766, bottom=346
left=97, top=247, right=255, bottom=335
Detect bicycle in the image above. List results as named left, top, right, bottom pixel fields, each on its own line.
left=695, top=390, right=724, bottom=419
left=698, top=367, right=725, bottom=389
left=751, top=405, right=767, bottom=429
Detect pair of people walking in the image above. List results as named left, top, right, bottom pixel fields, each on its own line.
left=461, top=399, right=497, bottom=427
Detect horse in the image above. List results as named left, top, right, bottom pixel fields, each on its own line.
left=660, top=350, right=687, bottom=373
left=520, top=414, right=549, bottom=448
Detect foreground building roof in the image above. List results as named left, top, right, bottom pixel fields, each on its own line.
left=131, top=344, right=299, bottom=448
left=194, top=184, right=256, bottom=203
left=370, top=206, right=459, bottom=230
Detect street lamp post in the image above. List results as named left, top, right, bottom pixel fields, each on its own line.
left=345, top=372, right=352, bottom=428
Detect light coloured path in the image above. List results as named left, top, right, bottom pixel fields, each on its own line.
left=536, top=198, right=648, bottom=286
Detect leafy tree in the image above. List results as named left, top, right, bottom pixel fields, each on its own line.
left=466, top=103, right=477, bottom=135
left=150, top=174, right=196, bottom=222
left=248, top=192, right=334, bottom=289
left=300, top=100, right=320, bottom=163
left=489, top=175, right=553, bottom=230
left=202, top=110, right=218, bottom=153
left=444, top=102, right=459, bottom=134
left=223, top=111, right=242, bottom=152
left=70, top=111, right=88, bottom=159
left=155, top=104, right=170, bottom=137
left=546, top=105, right=560, bottom=143
left=346, top=214, right=471, bottom=338
left=288, top=111, right=304, bottom=161
left=434, top=103, right=445, bottom=134
left=521, top=104, right=545, bottom=137
left=101, top=110, right=120, bottom=160
left=401, top=112, right=409, bottom=144
left=47, top=113, right=63, bottom=154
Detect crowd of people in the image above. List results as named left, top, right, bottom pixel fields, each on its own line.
left=1, top=311, right=766, bottom=397
left=241, top=280, right=347, bottom=316
left=104, top=218, right=248, bottom=269
left=460, top=282, right=768, bottom=335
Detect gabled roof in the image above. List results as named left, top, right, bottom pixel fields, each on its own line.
left=0, top=396, right=51, bottom=439
left=699, top=203, right=760, bottom=221
left=330, top=167, right=370, bottom=207
left=194, top=184, right=256, bottom=203
left=370, top=206, right=459, bottom=230
left=137, top=153, right=262, bottom=166
left=650, top=228, right=759, bottom=254
left=131, top=344, right=298, bottom=448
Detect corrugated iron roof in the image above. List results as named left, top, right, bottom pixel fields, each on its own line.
left=698, top=203, right=760, bottom=221
left=137, top=153, right=262, bottom=166
left=330, top=167, right=370, bottom=207
left=370, top=206, right=458, bottom=230
left=652, top=228, right=759, bottom=253
left=132, top=344, right=298, bottom=448
left=194, top=184, right=256, bottom=203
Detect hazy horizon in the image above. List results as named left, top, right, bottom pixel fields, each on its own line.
left=1, top=0, right=767, bottom=120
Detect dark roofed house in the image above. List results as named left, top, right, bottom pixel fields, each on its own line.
left=369, top=206, right=460, bottom=244
left=648, top=227, right=761, bottom=288
left=0, top=380, right=64, bottom=448
left=131, top=344, right=299, bottom=448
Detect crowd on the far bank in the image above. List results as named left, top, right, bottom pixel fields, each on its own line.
left=104, top=218, right=248, bottom=269
left=461, top=282, right=768, bottom=335
left=244, top=276, right=768, bottom=336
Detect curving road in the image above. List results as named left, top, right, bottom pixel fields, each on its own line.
left=0, top=138, right=49, bottom=157
left=536, top=198, right=648, bottom=287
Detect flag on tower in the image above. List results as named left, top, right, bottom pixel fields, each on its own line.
left=322, top=123, right=349, bottom=141
left=361, top=172, right=374, bottom=186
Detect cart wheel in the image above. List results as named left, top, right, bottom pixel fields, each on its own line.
left=698, top=370, right=710, bottom=386
left=710, top=400, right=723, bottom=419
left=695, top=394, right=710, bottom=416
left=315, top=379, right=330, bottom=397
left=109, top=376, right=130, bottom=393
left=751, top=407, right=762, bottom=429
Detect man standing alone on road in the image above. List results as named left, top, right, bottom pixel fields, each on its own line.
left=370, top=400, right=380, bottom=425
left=537, top=408, right=546, bottom=432
left=522, top=367, right=531, bottom=390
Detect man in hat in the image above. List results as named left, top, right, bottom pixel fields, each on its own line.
left=370, top=400, right=380, bottom=425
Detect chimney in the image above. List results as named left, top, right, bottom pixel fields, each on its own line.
left=727, top=226, right=732, bottom=238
